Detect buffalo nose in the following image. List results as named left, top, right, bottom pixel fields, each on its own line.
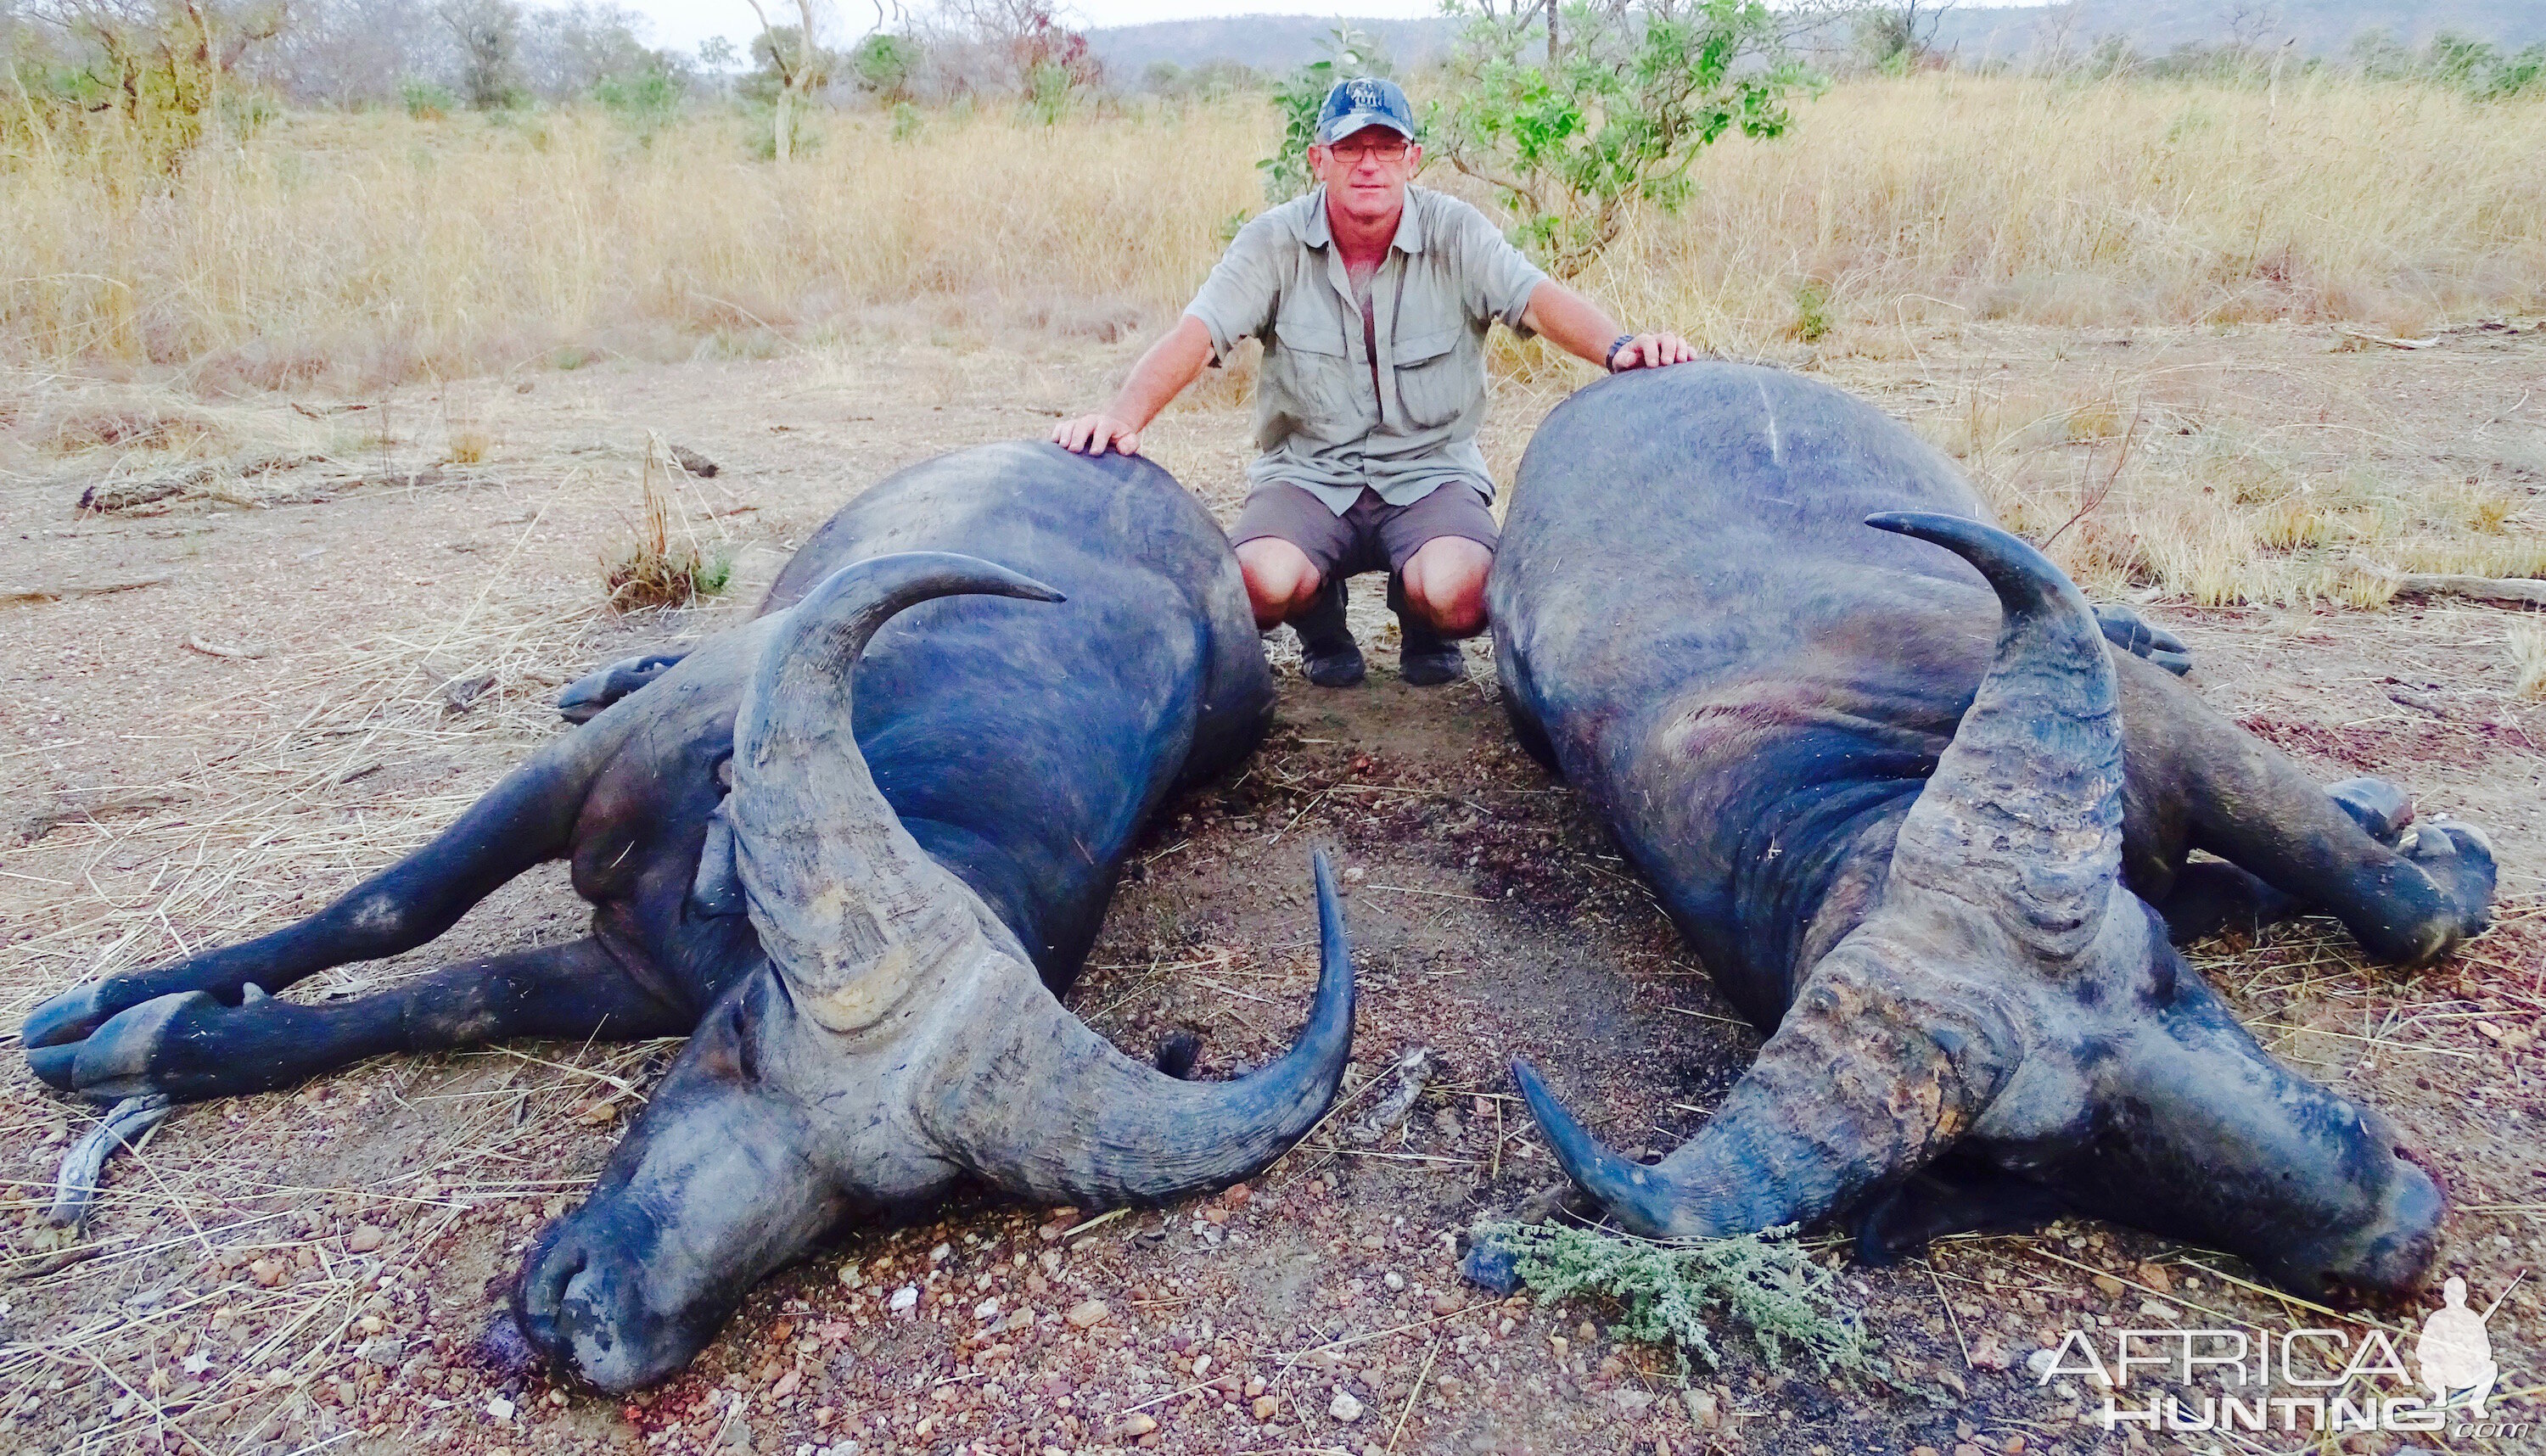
left=2274, top=1148, right=2444, bottom=1300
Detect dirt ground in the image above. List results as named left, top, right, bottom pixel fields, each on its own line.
left=3, top=319, right=2543, bottom=1456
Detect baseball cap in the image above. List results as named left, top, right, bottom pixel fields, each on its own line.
left=1315, top=77, right=1416, bottom=146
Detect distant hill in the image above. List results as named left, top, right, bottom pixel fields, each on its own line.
left=1086, top=3, right=2544, bottom=83
left=1084, top=15, right=1455, bottom=81
left=1934, top=1, right=2546, bottom=60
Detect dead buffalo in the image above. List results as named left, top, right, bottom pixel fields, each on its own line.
left=24, top=441, right=1357, bottom=1389
left=1489, top=363, right=2495, bottom=1299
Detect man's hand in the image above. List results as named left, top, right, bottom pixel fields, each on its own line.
left=1607, top=333, right=1698, bottom=372
left=1053, top=413, right=1143, bottom=456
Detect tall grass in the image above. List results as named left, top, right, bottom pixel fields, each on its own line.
left=4, top=74, right=2543, bottom=387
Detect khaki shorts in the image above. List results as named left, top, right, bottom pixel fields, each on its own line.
left=1230, top=482, right=1500, bottom=582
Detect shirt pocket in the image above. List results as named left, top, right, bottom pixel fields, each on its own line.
left=1268, top=310, right=1355, bottom=434
left=1392, top=324, right=1478, bottom=430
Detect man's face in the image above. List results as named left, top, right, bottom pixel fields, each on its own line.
left=1309, top=125, right=1420, bottom=229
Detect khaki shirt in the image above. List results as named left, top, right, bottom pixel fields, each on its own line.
left=1184, top=185, right=1547, bottom=515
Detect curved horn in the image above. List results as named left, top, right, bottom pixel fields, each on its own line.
left=1865, top=512, right=2125, bottom=961
left=728, top=551, right=1064, bottom=1027
left=919, top=851, right=1357, bottom=1204
left=1516, top=944, right=2017, bottom=1238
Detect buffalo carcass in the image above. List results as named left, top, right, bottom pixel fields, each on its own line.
left=24, top=441, right=1357, bottom=1390
left=1489, top=363, right=2495, bottom=1298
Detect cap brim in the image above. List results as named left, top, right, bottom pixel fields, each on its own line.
left=1316, top=112, right=1416, bottom=145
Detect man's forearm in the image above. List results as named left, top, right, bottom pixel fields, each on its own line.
left=1102, top=316, right=1216, bottom=434
left=1520, top=280, right=1628, bottom=369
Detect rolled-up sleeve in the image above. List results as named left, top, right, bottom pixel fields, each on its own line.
left=1184, top=215, right=1285, bottom=364
left=1455, top=205, right=1548, bottom=335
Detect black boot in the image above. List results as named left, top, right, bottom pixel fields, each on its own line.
left=1388, top=575, right=1466, bottom=687
left=1293, top=575, right=1365, bottom=687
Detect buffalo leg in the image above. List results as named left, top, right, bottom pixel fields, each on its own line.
left=30, top=939, right=687, bottom=1102
left=2153, top=779, right=2410, bottom=944
left=23, top=741, right=609, bottom=1051
left=2119, top=657, right=2494, bottom=967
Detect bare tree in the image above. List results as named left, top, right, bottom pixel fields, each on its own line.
left=245, top=0, right=444, bottom=105
left=743, top=0, right=821, bottom=159
left=437, top=0, right=519, bottom=108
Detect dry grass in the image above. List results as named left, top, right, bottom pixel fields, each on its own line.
left=5, top=76, right=2543, bottom=390
left=2515, top=623, right=2546, bottom=699
left=601, top=436, right=732, bottom=612
left=1867, top=344, right=2546, bottom=607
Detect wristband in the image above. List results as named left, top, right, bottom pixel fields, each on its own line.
left=1604, top=333, right=1638, bottom=372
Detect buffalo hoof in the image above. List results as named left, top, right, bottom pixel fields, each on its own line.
left=2093, top=602, right=2192, bottom=675
left=42, top=991, right=213, bottom=1101
left=2403, top=820, right=2497, bottom=949
left=2326, top=776, right=2413, bottom=846
left=37, top=989, right=300, bottom=1104
left=557, top=651, right=688, bottom=725
left=22, top=980, right=110, bottom=1051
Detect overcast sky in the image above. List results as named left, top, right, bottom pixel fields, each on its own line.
left=621, top=0, right=1451, bottom=55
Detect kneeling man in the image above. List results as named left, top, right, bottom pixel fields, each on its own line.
left=1057, top=77, right=1692, bottom=686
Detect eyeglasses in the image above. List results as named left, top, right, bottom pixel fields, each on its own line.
left=1324, top=137, right=1411, bottom=164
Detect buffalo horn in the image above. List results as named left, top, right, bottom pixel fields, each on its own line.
left=920, top=851, right=1357, bottom=1204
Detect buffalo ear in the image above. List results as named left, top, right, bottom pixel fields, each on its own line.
left=687, top=983, right=765, bottom=1085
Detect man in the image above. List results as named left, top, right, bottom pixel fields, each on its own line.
left=1056, top=76, right=1694, bottom=686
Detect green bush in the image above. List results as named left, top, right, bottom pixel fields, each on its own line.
left=1428, top=0, right=1812, bottom=277
left=1469, top=1220, right=1895, bottom=1384
left=592, top=66, right=681, bottom=139
left=401, top=77, right=458, bottom=120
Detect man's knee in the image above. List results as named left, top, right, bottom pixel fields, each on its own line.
left=1237, top=538, right=1322, bottom=628
left=1402, top=537, right=1492, bottom=637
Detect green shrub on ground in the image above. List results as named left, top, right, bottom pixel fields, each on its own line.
left=1469, top=1219, right=1895, bottom=1385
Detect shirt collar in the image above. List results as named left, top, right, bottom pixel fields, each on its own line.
left=1303, top=185, right=1427, bottom=255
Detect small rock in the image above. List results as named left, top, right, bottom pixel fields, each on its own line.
left=1685, top=1390, right=1719, bottom=1429
left=439, top=673, right=497, bottom=715
left=1430, top=1291, right=1462, bottom=1315
left=888, top=1285, right=917, bottom=1314
left=2091, top=1274, right=2126, bottom=1299
left=1252, top=1394, right=1278, bottom=1420
left=2137, top=1299, right=2179, bottom=1322
left=1329, top=1389, right=1365, bottom=1422
left=486, top=1394, right=516, bottom=1420
left=355, top=1336, right=404, bottom=1365
left=2137, top=1263, right=2172, bottom=1294
left=1116, top=1412, right=1158, bottom=1437
left=670, top=445, right=720, bottom=478
left=1382, top=1272, right=1405, bottom=1291
left=1912, top=1447, right=1940, bottom=1456
left=1612, top=1390, right=1654, bottom=1414
left=1222, top=1183, right=1251, bottom=1207
left=2025, top=1348, right=2057, bottom=1379
left=771, top=1369, right=799, bottom=1399
left=1458, top=1240, right=1519, bottom=1296
left=974, top=1296, right=1001, bottom=1321
left=347, top=1225, right=386, bottom=1253
left=1066, top=1299, right=1111, bottom=1330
